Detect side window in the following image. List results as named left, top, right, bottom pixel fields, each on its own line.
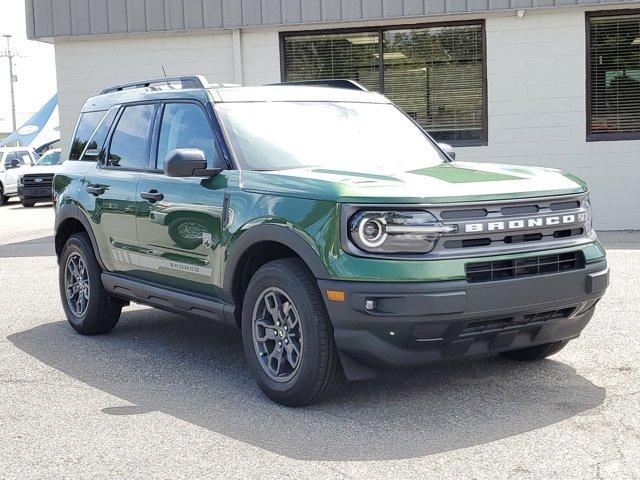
left=69, top=111, right=107, bottom=160
left=156, top=103, right=217, bottom=169
left=5, top=154, right=20, bottom=168
left=79, top=108, right=117, bottom=161
left=17, top=152, right=31, bottom=165
left=106, top=104, right=154, bottom=169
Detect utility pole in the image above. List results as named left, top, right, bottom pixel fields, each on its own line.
left=1, top=34, right=17, bottom=132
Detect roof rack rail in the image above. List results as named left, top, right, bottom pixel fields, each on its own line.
left=268, top=79, right=368, bottom=91
left=100, top=75, right=209, bottom=95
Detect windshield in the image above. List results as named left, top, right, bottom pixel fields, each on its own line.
left=218, top=102, right=447, bottom=171
left=36, top=151, right=61, bottom=166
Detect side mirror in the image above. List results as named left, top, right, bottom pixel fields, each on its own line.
left=438, top=143, right=456, bottom=161
left=9, top=159, right=21, bottom=169
left=163, top=149, right=221, bottom=177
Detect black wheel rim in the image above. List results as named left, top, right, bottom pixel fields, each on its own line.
left=64, top=252, right=90, bottom=317
left=252, top=287, right=303, bottom=383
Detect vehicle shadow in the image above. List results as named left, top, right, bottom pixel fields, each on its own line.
left=7, top=202, right=52, bottom=210
left=8, top=309, right=605, bottom=461
left=0, top=235, right=54, bottom=257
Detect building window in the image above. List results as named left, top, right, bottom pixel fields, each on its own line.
left=281, top=22, right=486, bottom=146
left=282, top=31, right=381, bottom=92
left=587, top=11, right=640, bottom=141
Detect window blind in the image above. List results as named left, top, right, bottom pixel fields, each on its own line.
left=383, top=25, right=484, bottom=143
left=282, top=24, right=486, bottom=145
left=282, top=32, right=381, bottom=92
left=588, top=14, right=640, bottom=139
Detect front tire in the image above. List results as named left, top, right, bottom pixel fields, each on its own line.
left=59, top=232, right=122, bottom=335
left=499, top=340, right=568, bottom=361
left=21, top=200, right=36, bottom=207
left=241, top=258, right=342, bottom=407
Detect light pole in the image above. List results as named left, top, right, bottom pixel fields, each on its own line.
left=1, top=34, right=17, bottom=132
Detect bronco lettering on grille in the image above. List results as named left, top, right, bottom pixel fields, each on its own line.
left=464, top=213, right=586, bottom=233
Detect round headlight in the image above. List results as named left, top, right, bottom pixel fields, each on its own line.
left=348, top=210, right=454, bottom=254
left=357, top=216, right=387, bottom=248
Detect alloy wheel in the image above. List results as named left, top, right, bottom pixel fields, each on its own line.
left=64, top=252, right=90, bottom=317
left=252, top=287, right=303, bottom=382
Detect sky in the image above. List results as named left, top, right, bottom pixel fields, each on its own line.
left=0, top=0, right=57, bottom=134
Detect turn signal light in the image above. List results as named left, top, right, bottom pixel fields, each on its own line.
left=326, top=290, right=345, bottom=302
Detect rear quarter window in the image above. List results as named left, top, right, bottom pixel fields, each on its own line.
left=79, top=108, right=118, bottom=162
left=69, top=111, right=107, bottom=160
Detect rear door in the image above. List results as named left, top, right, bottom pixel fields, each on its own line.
left=83, top=103, right=156, bottom=274
left=135, top=101, right=228, bottom=297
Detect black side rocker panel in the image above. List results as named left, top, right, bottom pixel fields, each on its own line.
left=102, top=272, right=235, bottom=327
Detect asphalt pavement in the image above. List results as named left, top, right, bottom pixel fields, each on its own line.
left=0, top=197, right=638, bottom=479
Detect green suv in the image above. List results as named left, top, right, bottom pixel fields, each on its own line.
left=54, top=76, right=609, bottom=406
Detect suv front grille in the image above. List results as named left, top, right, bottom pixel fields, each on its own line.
left=465, top=251, right=585, bottom=283
left=428, top=194, right=591, bottom=257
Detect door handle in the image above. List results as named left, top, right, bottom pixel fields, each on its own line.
left=86, top=185, right=105, bottom=196
left=140, top=190, right=164, bottom=203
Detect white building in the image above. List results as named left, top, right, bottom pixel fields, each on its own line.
left=26, top=0, right=640, bottom=229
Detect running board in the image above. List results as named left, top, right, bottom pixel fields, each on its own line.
left=101, top=273, right=236, bottom=327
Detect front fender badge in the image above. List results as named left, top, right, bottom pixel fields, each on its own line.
left=202, top=232, right=213, bottom=249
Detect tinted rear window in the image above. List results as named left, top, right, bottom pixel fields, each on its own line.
left=69, top=111, right=107, bottom=160
left=106, top=104, right=154, bottom=170
left=79, top=108, right=118, bottom=162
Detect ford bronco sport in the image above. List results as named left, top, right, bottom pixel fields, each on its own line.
left=54, top=76, right=609, bottom=406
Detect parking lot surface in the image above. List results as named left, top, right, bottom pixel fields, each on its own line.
left=0, top=199, right=638, bottom=479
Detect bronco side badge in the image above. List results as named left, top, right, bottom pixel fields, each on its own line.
left=202, top=232, right=213, bottom=249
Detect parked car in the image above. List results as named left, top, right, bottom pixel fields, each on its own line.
left=17, top=148, right=62, bottom=207
left=0, top=147, right=38, bottom=206
left=53, top=76, right=609, bottom=406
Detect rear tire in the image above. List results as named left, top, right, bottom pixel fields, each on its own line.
left=499, top=340, right=568, bottom=361
left=0, top=187, right=6, bottom=206
left=241, top=258, right=343, bottom=407
left=59, top=232, right=122, bottom=335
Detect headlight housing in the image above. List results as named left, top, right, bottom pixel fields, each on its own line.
left=348, top=210, right=456, bottom=254
left=583, top=197, right=593, bottom=234
left=18, top=175, right=24, bottom=185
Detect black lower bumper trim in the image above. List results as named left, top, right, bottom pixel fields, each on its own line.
left=318, top=259, right=608, bottom=380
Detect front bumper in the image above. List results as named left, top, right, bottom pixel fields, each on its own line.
left=17, top=186, right=53, bottom=201
left=318, top=259, right=608, bottom=380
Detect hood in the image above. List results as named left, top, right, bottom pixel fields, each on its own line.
left=240, top=161, right=587, bottom=204
left=22, top=164, right=63, bottom=176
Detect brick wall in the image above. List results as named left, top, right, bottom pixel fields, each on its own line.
left=463, top=9, right=640, bottom=230
left=53, top=7, right=640, bottom=229
left=54, top=28, right=280, bottom=161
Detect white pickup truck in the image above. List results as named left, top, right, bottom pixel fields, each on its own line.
left=0, top=147, right=38, bottom=206
left=17, top=148, right=62, bottom=207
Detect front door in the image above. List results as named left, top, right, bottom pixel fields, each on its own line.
left=135, top=101, right=227, bottom=297
left=84, top=103, right=155, bottom=275
left=2, top=152, right=29, bottom=194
